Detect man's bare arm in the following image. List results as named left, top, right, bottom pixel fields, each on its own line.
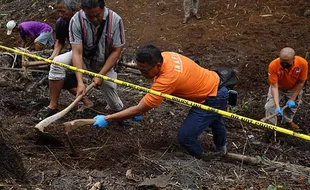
left=49, top=40, right=64, bottom=60
left=99, top=47, right=122, bottom=75
left=71, top=44, right=86, bottom=96
left=24, top=36, right=36, bottom=47
left=290, top=80, right=306, bottom=101
left=271, top=83, right=280, bottom=108
left=93, top=47, right=122, bottom=86
left=105, top=99, right=152, bottom=122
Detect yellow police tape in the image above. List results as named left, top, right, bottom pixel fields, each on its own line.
left=0, top=45, right=309, bottom=141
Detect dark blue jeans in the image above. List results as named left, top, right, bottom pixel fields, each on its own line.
left=177, top=86, right=228, bottom=158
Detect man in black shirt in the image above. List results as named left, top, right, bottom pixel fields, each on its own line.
left=49, top=0, right=75, bottom=60
left=37, top=0, right=93, bottom=119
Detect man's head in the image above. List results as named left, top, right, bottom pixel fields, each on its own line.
left=55, top=0, right=77, bottom=21
left=81, top=0, right=105, bottom=26
left=279, top=47, right=295, bottom=69
left=6, top=20, right=17, bottom=35
left=135, top=44, right=163, bottom=79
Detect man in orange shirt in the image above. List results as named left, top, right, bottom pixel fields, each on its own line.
left=265, top=47, right=308, bottom=130
left=92, top=44, right=229, bottom=159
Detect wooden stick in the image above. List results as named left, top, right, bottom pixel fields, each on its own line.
left=260, top=105, right=288, bottom=122
left=260, top=105, right=287, bottom=142
left=225, top=153, right=310, bottom=174
left=35, top=82, right=96, bottom=132
left=226, top=153, right=261, bottom=164
left=45, top=145, right=65, bottom=170
left=65, top=133, right=78, bottom=157
left=27, top=75, right=48, bottom=92
left=0, top=66, right=48, bottom=73
left=22, top=60, right=49, bottom=67
left=125, top=67, right=141, bottom=75
left=120, top=60, right=137, bottom=68
left=63, top=119, right=96, bottom=133
left=89, top=182, right=103, bottom=190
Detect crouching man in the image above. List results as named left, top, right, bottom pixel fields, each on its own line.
left=38, top=0, right=125, bottom=118
left=92, top=44, right=228, bottom=159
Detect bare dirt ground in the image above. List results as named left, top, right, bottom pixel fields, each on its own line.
left=0, top=0, right=310, bottom=189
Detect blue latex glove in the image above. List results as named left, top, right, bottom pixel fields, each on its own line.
left=286, top=100, right=295, bottom=108
left=132, top=116, right=143, bottom=122
left=275, top=107, right=283, bottom=116
left=93, top=115, right=108, bottom=128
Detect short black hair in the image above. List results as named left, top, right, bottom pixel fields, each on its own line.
left=55, top=0, right=77, bottom=11
left=81, top=0, right=105, bottom=10
left=135, top=44, right=163, bottom=66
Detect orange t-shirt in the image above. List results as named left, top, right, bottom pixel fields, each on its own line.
left=142, top=52, right=220, bottom=108
left=268, top=56, right=308, bottom=91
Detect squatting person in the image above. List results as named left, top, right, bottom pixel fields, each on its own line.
left=37, top=0, right=93, bottom=119
left=38, top=0, right=125, bottom=118
left=92, top=44, right=229, bottom=159
left=6, top=20, right=54, bottom=50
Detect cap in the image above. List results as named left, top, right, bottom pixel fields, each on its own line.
left=6, top=20, right=16, bottom=35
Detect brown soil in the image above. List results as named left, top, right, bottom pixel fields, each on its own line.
left=0, top=0, right=310, bottom=189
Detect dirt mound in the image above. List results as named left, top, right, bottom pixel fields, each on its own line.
left=0, top=130, right=26, bottom=182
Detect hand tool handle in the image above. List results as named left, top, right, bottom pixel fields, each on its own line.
left=22, top=60, right=49, bottom=67
left=35, top=82, right=96, bottom=132
left=63, top=119, right=96, bottom=133
left=260, top=105, right=288, bottom=122
left=60, top=82, right=96, bottom=115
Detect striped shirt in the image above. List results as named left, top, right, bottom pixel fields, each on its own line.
left=69, top=8, right=125, bottom=71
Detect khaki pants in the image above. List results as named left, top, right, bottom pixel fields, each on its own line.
left=48, top=51, right=124, bottom=111
left=184, top=0, right=199, bottom=18
left=264, top=86, right=303, bottom=125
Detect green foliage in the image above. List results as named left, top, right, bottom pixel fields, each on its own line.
left=267, top=184, right=284, bottom=190
left=227, top=100, right=250, bottom=113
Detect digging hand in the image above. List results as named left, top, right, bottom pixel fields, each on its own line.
left=76, top=83, right=86, bottom=97
left=286, top=100, right=295, bottom=108
left=275, top=107, right=283, bottom=116
left=93, top=115, right=108, bottom=128
left=93, top=77, right=103, bottom=87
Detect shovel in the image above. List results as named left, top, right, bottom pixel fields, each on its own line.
left=63, top=118, right=96, bottom=133
left=34, top=82, right=96, bottom=144
left=260, top=105, right=288, bottom=122
left=62, top=119, right=96, bottom=156
left=35, top=82, right=96, bottom=132
left=260, top=105, right=288, bottom=142
left=22, top=60, right=49, bottom=67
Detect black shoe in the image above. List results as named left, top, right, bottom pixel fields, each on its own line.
left=36, top=107, right=58, bottom=121
left=111, top=120, right=134, bottom=131
left=117, top=120, right=134, bottom=128
left=214, top=145, right=227, bottom=155
left=200, top=145, right=227, bottom=162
